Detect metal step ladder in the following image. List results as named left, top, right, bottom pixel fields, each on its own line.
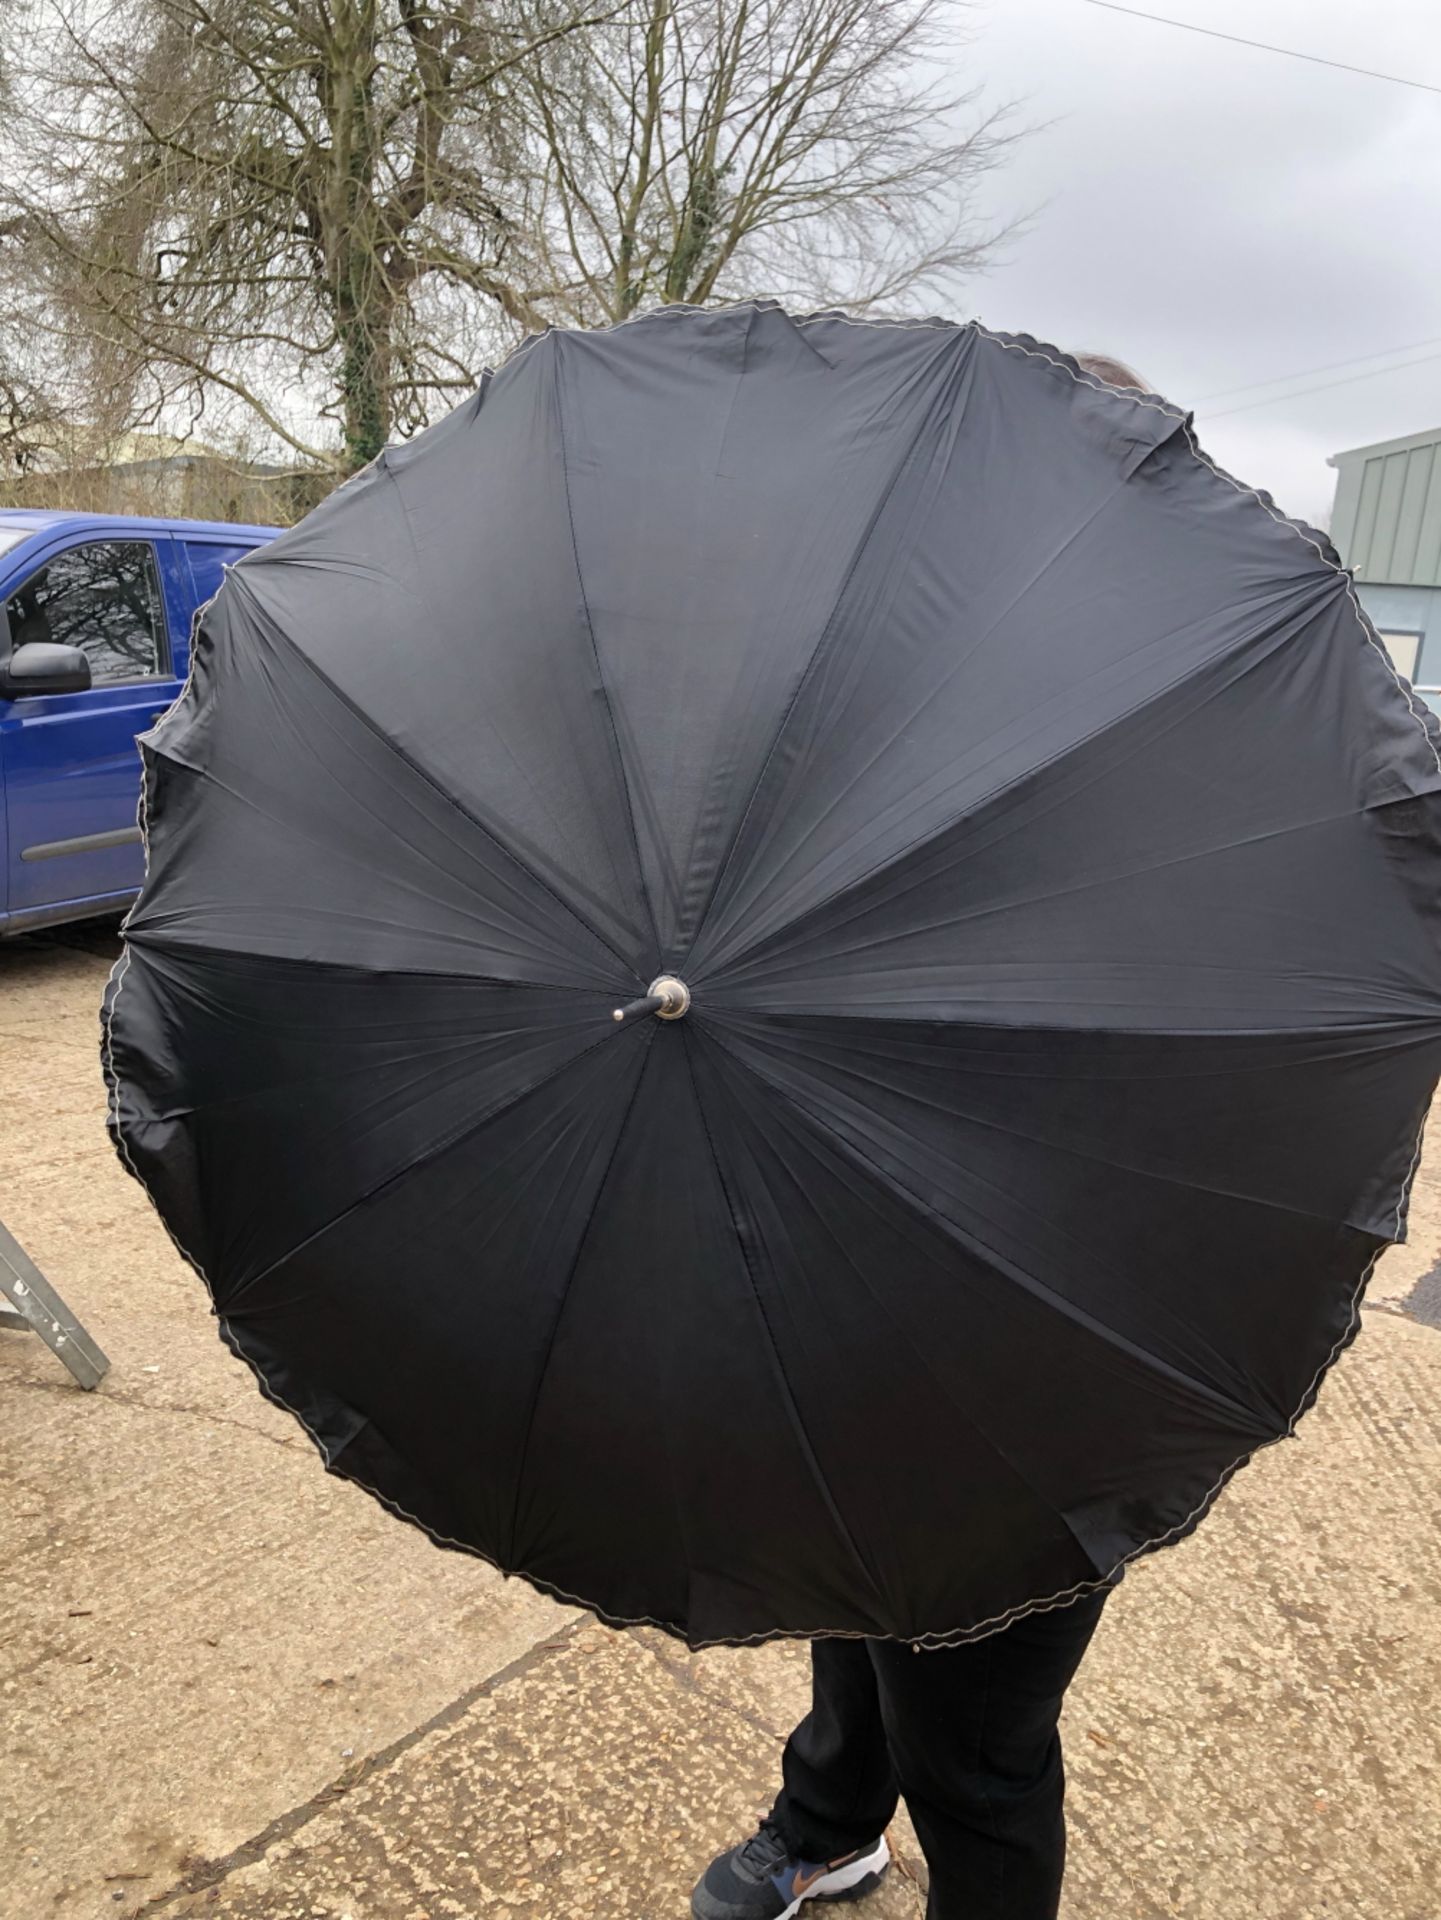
left=0, top=1219, right=109, bottom=1390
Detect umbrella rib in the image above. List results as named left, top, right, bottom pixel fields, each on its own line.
left=679, top=332, right=970, bottom=973
left=225, top=569, right=646, bottom=986
left=502, top=1023, right=658, bottom=1569
left=374, top=444, right=657, bottom=964
left=705, top=1020, right=1410, bottom=1238
left=138, top=723, right=625, bottom=992
left=710, top=804, right=1386, bottom=993
left=223, top=1021, right=650, bottom=1311
left=551, top=339, right=665, bottom=966
left=707, top=1007, right=1438, bottom=1051
left=679, top=1028, right=896, bottom=1620
left=700, top=1023, right=1273, bottom=1435
left=689, top=462, right=1202, bottom=967
left=128, top=996, right=606, bottom=1130
left=692, top=581, right=1349, bottom=982
left=749, top=1089, right=1117, bottom=1581
left=124, top=923, right=611, bottom=995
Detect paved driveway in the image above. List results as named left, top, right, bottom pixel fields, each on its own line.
left=3, top=928, right=1438, bottom=1920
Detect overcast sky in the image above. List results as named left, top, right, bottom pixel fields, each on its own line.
left=951, top=0, right=1441, bottom=526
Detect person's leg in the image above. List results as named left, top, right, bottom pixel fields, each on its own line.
left=868, top=1590, right=1110, bottom=1920
left=691, top=1639, right=895, bottom=1918
left=771, top=1637, right=900, bottom=1857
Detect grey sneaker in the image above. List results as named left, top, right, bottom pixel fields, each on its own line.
left=691, top=1817, right=890, bottom=1920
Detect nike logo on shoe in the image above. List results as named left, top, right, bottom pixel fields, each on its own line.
left=791, top=1850, right=864, bottom=1898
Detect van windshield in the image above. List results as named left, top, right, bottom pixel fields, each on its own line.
left=0, top=527, right=37, bottom=559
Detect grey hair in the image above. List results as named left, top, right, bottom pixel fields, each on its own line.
left=1073, top=351, right=1147, bottom=392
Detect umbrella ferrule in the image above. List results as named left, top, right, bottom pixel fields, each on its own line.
left=649, top=974, right=691, bottom=1020
left=611, top=975, right=691, bottom=1024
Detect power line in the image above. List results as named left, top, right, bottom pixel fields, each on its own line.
left=1206, top=351, right=1441, bottom=419
left=1081, top=2, right=1441, bottom=96
left=1197, top=337, right=1441, bottom=404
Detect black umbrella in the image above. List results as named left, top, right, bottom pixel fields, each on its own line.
left=103, top=305, right=1441, bottom=1648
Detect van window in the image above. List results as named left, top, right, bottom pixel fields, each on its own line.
left=4, top=541, right=168, bottom=686
left=185, top=540, right=255, bottom=614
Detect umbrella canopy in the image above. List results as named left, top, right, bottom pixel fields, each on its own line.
left=103, top=304, right=1441, bottom=1648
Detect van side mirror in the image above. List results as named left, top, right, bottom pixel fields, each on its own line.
left=0, top=642, right=93, bottom=698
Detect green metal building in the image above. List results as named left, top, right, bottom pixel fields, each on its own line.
left=1329, top=425, right=1441, bottom=712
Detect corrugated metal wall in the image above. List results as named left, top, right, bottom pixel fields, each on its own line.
left=1330, top=429, right=1441, bottom=586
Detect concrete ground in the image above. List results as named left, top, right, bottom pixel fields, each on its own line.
left=3, top=926, right=1439, bottom=1920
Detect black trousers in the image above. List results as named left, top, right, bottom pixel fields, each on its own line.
left=770, top=1591, right=1109, bottom=1920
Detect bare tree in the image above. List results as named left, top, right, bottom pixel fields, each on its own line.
left=0, top=0, right=1018, bottom=475
left=0, top=0, right=608, bottom=473
left=0, top=357, right=65, bottom=479
left=510, top=0, right=1018, bottom=325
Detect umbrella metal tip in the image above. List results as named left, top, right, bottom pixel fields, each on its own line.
left=610, top=977, right=692, bottom=1026
left=649, top=975, right=691, bottom=1020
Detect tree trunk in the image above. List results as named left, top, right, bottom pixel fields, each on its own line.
left=336, top=294, right=392, bottom=470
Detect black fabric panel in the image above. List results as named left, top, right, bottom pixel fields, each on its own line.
left=216, top=1027, right=653, bottom=1560
left=702, top=1010, right=1431, bottom=1430
left=104, top=944, right=623, bottom=1301
left=511, top=1026, right=907, bottom=1641
left=134, top=586, right=633, bottom=990
left=687, top=1032, right=1128, bottom=1637
left=685, top=341, right=1219, bottom=977
left=700, top=588, right=1441, bottom=1028
left=555, top=309, right=978, bottom=960
left=708, top=1013, right=1441, bottom=1239
left=228, top=373, right=655, bottom=970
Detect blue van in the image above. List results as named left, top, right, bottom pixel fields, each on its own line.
left=0, top=510, right=278, bottom=935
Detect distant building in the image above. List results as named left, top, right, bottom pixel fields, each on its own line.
left=1329, top=426, right=1441, bottom=714
left=0, top=429, right=325, bottom=525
